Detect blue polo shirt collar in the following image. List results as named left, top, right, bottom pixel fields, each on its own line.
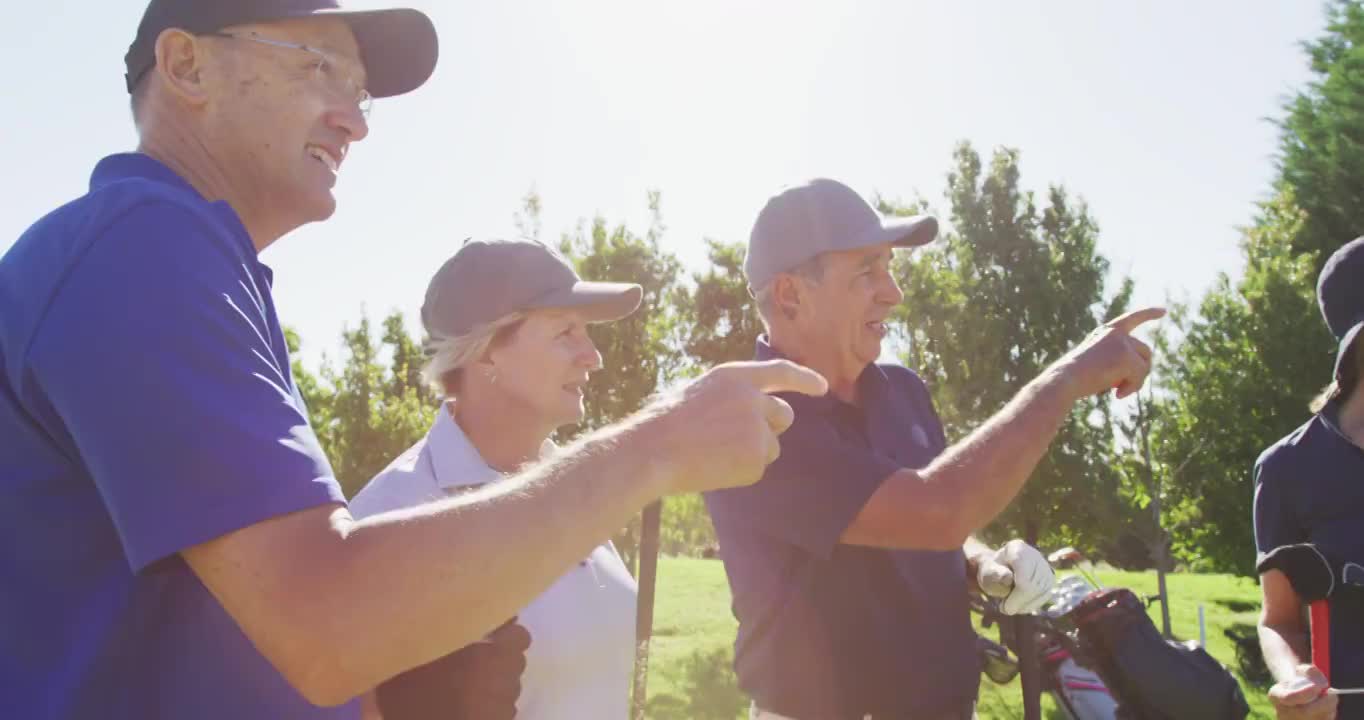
left=753, top=335, right=889, bottom=412
left=90, top=153, right=260, bottom=269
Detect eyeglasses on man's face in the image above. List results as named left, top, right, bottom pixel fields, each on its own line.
left=205, top=31, right=373, bottom=118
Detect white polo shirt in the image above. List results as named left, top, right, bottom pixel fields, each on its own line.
left=350, top=405, right=638, bottom=719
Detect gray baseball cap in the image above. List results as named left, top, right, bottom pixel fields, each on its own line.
left=744, top=178, right=939, bottom=291
left=421, top=239, right=643, bottom=339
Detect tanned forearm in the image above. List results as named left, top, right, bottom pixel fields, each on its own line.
left=1259, top=621, right=1311, bottom=684
left=846, top=368, right=1078, bottom=550
left=186, top=413, right=669, bottom=706
left=925, top=369, right=1077, bottom=534
left=338, top=419, right=666, bottom=679
left=186, top=358, right=824, bottom=707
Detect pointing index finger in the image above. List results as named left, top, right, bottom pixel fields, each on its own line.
left=1105, top=307, right=1166, bottom=335
left=715, top=359, right=829, bottom=397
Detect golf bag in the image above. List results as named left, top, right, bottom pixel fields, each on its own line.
left=1069, top=588, right=1250, bottom=719
left=1039, top=639, right=1120, bottom=719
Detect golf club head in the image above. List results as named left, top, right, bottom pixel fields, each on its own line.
left=1257, top=543, right=1335, bottom=601
left=1047, top=546, right=1084, bottom=569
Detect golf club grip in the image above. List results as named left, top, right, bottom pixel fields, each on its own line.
left=1311, top=600, right=1330, bottom=682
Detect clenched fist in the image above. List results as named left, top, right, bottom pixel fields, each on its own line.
left=1269, top=665, right=1337, bottom=720
left=976, top=539, right=1056, bottom=615
left=376, top=619, right=532, bottom=720
left=640, top=359, right=827, bottom=495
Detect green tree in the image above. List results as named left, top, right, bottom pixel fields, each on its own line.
left=557, top=192, right=685, bottom=436
left=883, top=142, right=1132, bottom=550
left=1151, top=191, right=1331, bottom=574
left=311, top=310, right=440, bottom=498
left=516, top=190, right=687, bottom=573
left=662, top=239, right=765, bottom=558
left=676, top=239, right=763, bottom=369
left=1148, top=4, right=1364, bottom=574
left=1278, top=0, right=1364, bottom=270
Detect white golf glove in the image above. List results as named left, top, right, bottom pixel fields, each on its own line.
left=977, top=539, right=1056, bottom=615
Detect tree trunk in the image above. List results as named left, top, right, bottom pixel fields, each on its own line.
left=1151, top=510, right=1173, bottom=639
left=1137, top=395, right=1173, bottom=639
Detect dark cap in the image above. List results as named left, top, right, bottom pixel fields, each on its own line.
left=1318, top=237, right=1364, bottom=381
left=124, top=0, right=438, bottom=98
left=744, top=178, right=938, bottom=291
left=421, top=239, right=644, bottom=340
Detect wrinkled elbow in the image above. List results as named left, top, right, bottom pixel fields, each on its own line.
left=898, top=477, right=972, bottom=550
left=258, top=596, right=368, bottom=708
left=915, top=503, right=972, bottom=551
left=281, top=643, right=365, bottom=709
left=844, top=484, right=970, bottom=550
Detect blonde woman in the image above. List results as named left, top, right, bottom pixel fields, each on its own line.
left=352, top=238, right=643, bottom=720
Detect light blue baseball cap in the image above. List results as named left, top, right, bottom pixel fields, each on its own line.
left=744, top=178, right=938, bottom=291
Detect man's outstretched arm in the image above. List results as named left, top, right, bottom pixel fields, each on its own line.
left=843, top=308, right=1163, bottom=550
left=184, top=360, right=827, bottom=706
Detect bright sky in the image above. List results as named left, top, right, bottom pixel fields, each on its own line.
left=0, top=1, right=1326, bottom=369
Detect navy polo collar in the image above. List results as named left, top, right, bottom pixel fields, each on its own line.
left=90, top=153, right=258, bottom=262
left=1318, top=399, right=1364, bottom=457
left=753, top=335, right=889, bottom=413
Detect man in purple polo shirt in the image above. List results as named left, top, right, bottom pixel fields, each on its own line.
left=706, top=178, right=1164, bottom=720
left=0, top=2, right=825, bottom=718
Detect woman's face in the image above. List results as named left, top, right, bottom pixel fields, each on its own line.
left=485, top=308, right=603, bottom=429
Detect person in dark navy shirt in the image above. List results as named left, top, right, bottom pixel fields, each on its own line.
left=0, top=2, right=827, bottom=718
left=706, top=178, right=1165, bottom=720
left=1256, top=237, right=1364, bottom=720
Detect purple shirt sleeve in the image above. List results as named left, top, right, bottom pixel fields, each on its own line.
left=717, top=397, right=902, bottom=559
left=28, top=203, right=345, bottom=573
left=1253, top=446, right=1305, bottom=566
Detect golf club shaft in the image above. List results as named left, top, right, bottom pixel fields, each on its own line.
left=1076, top=563, right=1102, bottom=590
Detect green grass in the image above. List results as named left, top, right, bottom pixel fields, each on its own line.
left=643, top=557, right=1273, bottom=719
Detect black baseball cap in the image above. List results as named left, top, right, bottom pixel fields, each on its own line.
left=421, top=239, right=643, bottom=340
left=1318, top=237, right=1364, bottom=382
left=124, top=0, right=438, bottom=98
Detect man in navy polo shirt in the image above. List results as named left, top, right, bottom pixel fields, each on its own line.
left=0, top=2, right=826, bottom=718
left=706, top=179, right=1164, bottom=720
left=1256, top=237, right=1364, bottom=720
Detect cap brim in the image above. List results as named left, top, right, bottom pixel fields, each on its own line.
left=858, top=214, right=939, bottom=251
left=319, top=8, right=438, bottom=98
left=532, top=282, right=644, bottom=323
left=1335, top=319, right=1364, bottom=382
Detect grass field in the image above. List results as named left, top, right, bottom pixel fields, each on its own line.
left=641, top=557, right=1273, bottom=719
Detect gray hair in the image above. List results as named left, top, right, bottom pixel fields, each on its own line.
left=422, top=311, right=528, bottom=397
left=753, top=254, right=826, bottom=331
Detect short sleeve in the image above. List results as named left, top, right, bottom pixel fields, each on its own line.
left=29, top=203, right=344, bottom=572
left=1253, top=445, right=1305, bottom=568
left=710, top=396, right=902, bottom=559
